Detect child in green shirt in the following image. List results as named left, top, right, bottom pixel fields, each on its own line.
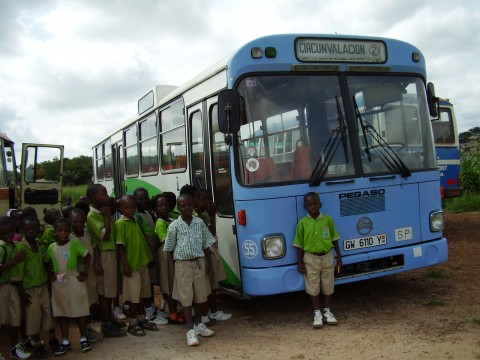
left=293, top=192, right=343, bottom=328
left=116, top=195, right=157, bottom=336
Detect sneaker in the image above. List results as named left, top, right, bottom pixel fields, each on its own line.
left=208, top=310, right=232, bottom=321
left=20, top=338, right=34, bottom=351
left=0, top=353, right=5, bottom=360
left=10, top=344, right=31, bottom=360
left=113, top=306, right=126, bottom=321
left=186, top=329, right=199, bottom=346
left=313, top=313, right=323, bottom=328
left=34, top=343, right=48, bottom=359
left=155, top=309, right=169, bottom=318
left=48, top=338, right=60, bottom=353
left=80, top=340, right=92, bottom=353
left=194, top=323, right=215, bottom=337
left=102, top=321, right=127, bottom=338
left=53, top=343, right=71, bottom=356
left=87, top=326, right=103, bottom=342
left=145, top=305, right=157, bottom=320
left=323, top=310, right=338, bottom=325
left=139, top=319, right=159, bottom=331
left=149, top=314, right=168, bottom=325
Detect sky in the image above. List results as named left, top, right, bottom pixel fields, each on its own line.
left=0, top=0, right=479, bottom=159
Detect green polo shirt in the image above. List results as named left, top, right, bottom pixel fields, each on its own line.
left=40, top=225, right=56, bottom=252
left=11, top=238, right=48, bottom=289
left=0, top=240, right=17, bottom=284
left=86, top=206, right=116, bottom=252
left=293, top=213, right=340, bottom=254
left=46, top=239, right=88, bottom=274
left=135, top=211, right=155, bottom=236
left=154, top=218, right=172, bottom=244
left=115, top=215, right=153, bottom=273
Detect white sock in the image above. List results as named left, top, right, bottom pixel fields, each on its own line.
left=323, top=308, right=330, bottom=313
left=314, top=310, right=321, bottom=316
left=79, top=337, right=87, bottom=343
left=201, top=315, right=210, bottom=323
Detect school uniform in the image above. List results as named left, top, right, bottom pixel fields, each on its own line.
left=11, top=238, right=55, bottom=336
left=0, top=240, right=21, bottom=327
left=163, top=216, right=215, bottom=307
left=86, top=207, right=118, bottom=299
left=46, top=239, right=90, bottom=318
left=155, top=218, right=175, bottom=295
left=70, top=230, right=98, bottom=307
left=115, top=215, right=153, bottom=303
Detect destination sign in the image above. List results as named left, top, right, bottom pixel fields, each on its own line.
left=295, top=38, right=387, bottom=63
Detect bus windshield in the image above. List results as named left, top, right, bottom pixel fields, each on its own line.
left=236, top=75, right=436, bottom=185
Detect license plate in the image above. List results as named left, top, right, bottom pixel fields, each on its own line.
left=343, top=234, right=387, bottom=251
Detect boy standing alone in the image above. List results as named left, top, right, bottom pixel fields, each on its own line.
left=293, top=192, right=342, bottom=328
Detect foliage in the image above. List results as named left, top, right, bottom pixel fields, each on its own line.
left=443, top=192, right=480, bottom=212
left=62, top=156, right=93, bottom=186
left=62, top=185, right=88, bottom=205
left=460, top=151, right=480, bottom=193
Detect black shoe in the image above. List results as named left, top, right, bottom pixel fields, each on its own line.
left=80, top=340, right=92, bottom=353
left=49, top=337, right=60, bottom=353
left=35, top=344, right=48, bottom=358
left=53, top=343, right=71, bottom=356
left=101, top=322, right=127, bottom=338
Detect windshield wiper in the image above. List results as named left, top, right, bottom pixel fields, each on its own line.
left=309, top=96, right=348, bottom=187
left=353, top=97, right=411, bottom=178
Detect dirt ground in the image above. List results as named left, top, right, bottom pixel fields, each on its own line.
left=2, top=212, right=479, bottom=360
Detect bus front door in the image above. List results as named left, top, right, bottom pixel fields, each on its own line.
left=21, top=144, right=64, bottom=222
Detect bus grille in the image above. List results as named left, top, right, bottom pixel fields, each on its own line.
left=340, top=194, right=385, bottom=216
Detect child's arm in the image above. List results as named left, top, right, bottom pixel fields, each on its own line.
left=296, top=247, right=306, bottom=274
left=93, top=245, right=103, bottom=275
left=117, top=244, right=132, bottom=277
left=78, top=252, right=92, bottom=282
left=0, top=250, right=26, bottom=273
left=333, top=240, right=342, bottom=273
left=100, top=204, right=112, bottom=242
left=203, top=247, right=214, bottom=278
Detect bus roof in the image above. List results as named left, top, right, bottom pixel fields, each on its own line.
left=0, top=131, right=14, bottom=143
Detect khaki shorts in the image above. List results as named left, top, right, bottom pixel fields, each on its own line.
left=97, top=251, right=118, bottom=298
left=172, top=257, right=211, bottom=307
left=303, top=251, right=335, bottom=296
left=25, top=284, right=55, bottom=336
left=157, top=245, right=174, bottom=295
left=0, top=283, right=21, bottom=326
left=122, top=266, right=151, bottom=303
left=208, top=244, right=226, bottom=290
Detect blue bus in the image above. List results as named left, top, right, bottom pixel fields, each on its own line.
left=432, top=99, right=463, bottom=198
left=93, top=34, right=447, bottom=298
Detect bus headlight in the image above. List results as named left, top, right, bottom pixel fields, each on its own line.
left=430, top=211, right=445, bottom=232
left=262, top=235, right=285, bottom=259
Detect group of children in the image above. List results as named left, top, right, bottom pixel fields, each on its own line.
left=0, top=186, right=343, bottom=357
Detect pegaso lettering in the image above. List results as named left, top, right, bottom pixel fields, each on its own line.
left=339, top=189, right=385, bottom=200
left=298, top=42, right=366, bottom=56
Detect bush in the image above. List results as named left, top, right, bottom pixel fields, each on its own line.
left=461, top=151, right=480, bottom=193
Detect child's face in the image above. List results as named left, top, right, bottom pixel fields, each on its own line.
left=121, top=199, right=137, bottom=219
left=23, top=220, right=40, bottom=240
left=0, top=223, right=14, bottom=242
left=194, top=192, right=209, bottom=211
left=69, top=213, right=86, bottom=234
left=135, top=191, right=148, bottom=212
left=91, top=186, right=110, bottom=208
left=46, top=210, right=61, bottom=225
left=54, top=222, right=70, bottom=245
left=304, top=195, right=321, bottom=218
left=177, top=196, right=194, bottom=218
left=156, top=197, right=170, bottom=218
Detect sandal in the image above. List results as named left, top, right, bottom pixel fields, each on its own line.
left=168, top=312, right=184, bottom=325
left=127, top=323, right=146, bottom=337
left=139, top=319, right=159, bottom=331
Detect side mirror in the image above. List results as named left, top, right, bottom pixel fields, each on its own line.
left=218, top=89, right=241, bottom=134
left=426, top=82, right=439, bottom=118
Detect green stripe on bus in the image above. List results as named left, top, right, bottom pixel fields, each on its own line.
left=221, top=258, right=241, bottom=287
left=124, top=179, right=163, bottom=197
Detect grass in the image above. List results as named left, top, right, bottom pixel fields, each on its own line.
left=472, top=318, right=480, bottom=325
left=62, top=184, right=88, bottom=204
left=423, top=298, right=444, bottom=307
left=424, top=269, right=452, bottom=279
left=443, top=192, right=480, bottom=212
